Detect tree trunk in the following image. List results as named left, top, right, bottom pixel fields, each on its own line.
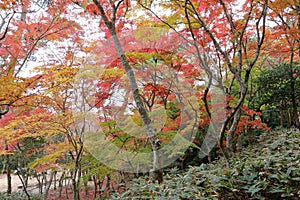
left=71, top=148, right=83, bottom=200
left=93, top=176, right=97, bottom=199
left=72, top=163, right=81, bottom=200
left=93, top=0, right=163, bottom=183
left=226, top=106, right=242, bottom=153
left=6, top=153, right=11, bottom=195
left=16, top=171, right=31, bottom=200
left=287, top=108, right=291, bottom=128
left=236, top=133, right=242, bottom=152
left=53, top=171, right=57, bottom=190
left=279, top=106, right=284, bottom=130
left=111, top=25, right=162, bottom=183
left=291, top=79, right=299, bottom=127
left=58, top=171, right=65, bottom=198
left=247, top=126, right=252, bottom=146
left=44, top=171, right=55, bottom=200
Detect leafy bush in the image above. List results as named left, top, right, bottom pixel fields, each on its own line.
left=110, top=130, right=300, bottom=199
left=0, top=192, right=41, bottom=200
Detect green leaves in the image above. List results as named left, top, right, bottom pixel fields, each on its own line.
left=111, top=130, right=300, bottom=199
left=255, top=62, right=300, bottom=108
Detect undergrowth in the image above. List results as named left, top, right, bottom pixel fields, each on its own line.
left=0, top=192, right=41, bottom=200
left=1, top=130, right=298, bottom=200
left=109, top=130, right=300, bottom=200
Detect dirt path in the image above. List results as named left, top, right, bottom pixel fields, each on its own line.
left=1, top=173, right=23, bottom=192
left=0, top=173, right=41, bottom=193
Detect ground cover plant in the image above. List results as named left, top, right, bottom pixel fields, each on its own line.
left=110, top=130, right=300, bottom=199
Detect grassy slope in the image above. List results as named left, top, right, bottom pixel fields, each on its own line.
left=110, top=130, right=300, bottom=200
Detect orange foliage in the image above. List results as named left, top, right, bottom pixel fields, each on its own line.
left=234, top=106, right=270, bottom=135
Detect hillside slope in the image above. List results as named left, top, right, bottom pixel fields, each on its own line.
left=110, top=130, right=300, bottom=200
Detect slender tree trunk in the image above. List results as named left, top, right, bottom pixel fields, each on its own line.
left=291, top=79, right=299, bottom=127
left=44, top=171, right=55, bottom=200
left=247, top=125, right=252, bottom=145
left=111, top=26, right=162, bottom=183
left=236, top=133, right=242, bottom=152
left=65, top=180, right=69, bottom=199
left=226, top=101, right=243, bottom=153
left=93, top=176, right=97, bottom=199
left=289, top=50, right=299, bottom=128
left=92, top=0, right=163, bottom=183
left=58, top=171, right=65, bottom=198
left=72, top=166, right=80, bottom=200
left=279, top=106, right=284, bottom=130
left=35, top=174, right=42, bottom=194
left=6, top=153, right=11, bottom=195
left=72, top=149, right=83, bottom=200
left=287, top=108, right=291, bottom=128
left=53, top=171, right=57, bottom=190
left=16, top=171, right=31, bottom=200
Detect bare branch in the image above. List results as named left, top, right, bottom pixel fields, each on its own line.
left=0, top=12, right=15, bottom=41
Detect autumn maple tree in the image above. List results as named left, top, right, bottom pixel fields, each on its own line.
left=264, top=0, right=300, bottom=128
left=89, top=25, right=207, bottom=172
left=0, top=0, right=83, bottom=196
left=84, top=0, right=166, bottom=183
left=137, top=0, right=269, bottom=159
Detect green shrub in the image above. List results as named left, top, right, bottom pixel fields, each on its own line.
left=110, top=130, right=300, bottom=199
left=0, top=192, right=42, bottom=200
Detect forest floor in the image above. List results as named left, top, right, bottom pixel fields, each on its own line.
left=0, top=173, right=37, bottom=193
left=0, top=173, right=111, bottom=199
left=47, top=186, right=99, bottom=200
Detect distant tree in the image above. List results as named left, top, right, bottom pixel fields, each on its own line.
left=266, top=0, right=300, bottom=127
left=255, top=63, right=300, bottom=128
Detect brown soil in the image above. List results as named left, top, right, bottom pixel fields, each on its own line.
left=46, top=186, right=101, bottom=200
